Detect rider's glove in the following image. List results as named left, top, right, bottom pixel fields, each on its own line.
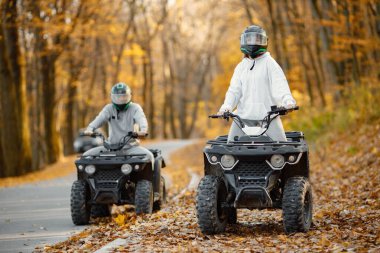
left=129, top=131, right=139, bottom=138
left=217, top=105, right=231, bottom=116
left=84, top=127, right=94, bottom=136
left=284, top=98, right=296, bottom=109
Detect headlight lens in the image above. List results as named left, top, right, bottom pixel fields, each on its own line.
left=85, top=165, right=96, bottom=175
left=221, top=155, right=235, bottom=168
left=210, top=155, right=218, bottom=163
left=78, top=165, right=84, bottom=171
left=288, top=155, right=296, bottom=162
left=134, top=164, right=141, bottom=171
left=270, top=155, right=285, bottom=168
left=121, top=164, right=133, bottom=175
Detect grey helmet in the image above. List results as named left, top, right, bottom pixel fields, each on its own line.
left=240, top=25, right=268, bottom=58
left=111, top=83, right=132, bottom=110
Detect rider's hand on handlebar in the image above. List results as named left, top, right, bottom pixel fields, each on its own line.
left=84, top=128, right=94, bottom=136
left=137, top=131, right=148, bottom=138
left=217, top=109, right=230, bottom=116
left=284, top=99, right=297, bottom=110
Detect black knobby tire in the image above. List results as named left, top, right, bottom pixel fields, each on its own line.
left=91, top=204, right=110, bottom=218
left=153, top=176, right=167, bottom=211
left=71, top=180, right=91, bottom=225
left=135, top=180, right=154, bottom=214
left=282, top=176, right=313, bottom=233
left=196, top=175, right=228, bottom=234
left=227, top=207, right=237, bottom=224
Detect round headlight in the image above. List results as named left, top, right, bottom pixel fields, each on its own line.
left=288, top=155, right=296, bottom=162
left=134, top=164, right=140, bottom=171
left=121, top=164, right=133, bottom=175
left=85, top=165, right=96, bottom=175
left=270, top=155, right=285, bottom=168
left=211, top=155, right=218, bottom=163
left=220, top=155, right=235, bottom=168
left=78, top=165, right=84, bottom=171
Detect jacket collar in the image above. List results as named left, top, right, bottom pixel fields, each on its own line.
left=244, top=52, right=270, bottom=62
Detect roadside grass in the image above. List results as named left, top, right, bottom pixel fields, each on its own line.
left=284, top=85, right=380, bottom=143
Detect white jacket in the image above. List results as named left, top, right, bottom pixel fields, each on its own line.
left=220, top=52, right=295, bottom=120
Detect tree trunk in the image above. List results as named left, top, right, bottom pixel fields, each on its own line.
left=241, top=0, right=254, bottom=23
left=40, top=53, right=61, bottom=163
left=0, top=0, right=32, bottom=177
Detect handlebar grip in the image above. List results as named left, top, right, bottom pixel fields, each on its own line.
left=293, top=106, right=299, bottom=110
left=138, top=133, right=149, bottom=137
left=209, top=115, right=220, bottom=118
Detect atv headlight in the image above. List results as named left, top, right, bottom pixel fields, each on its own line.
left=85, top=165, right=96, bottom=175
left=270, top=155, right=285, bottom=168
left=221, top=155, right=235, bottom=168
left=78, top=165, right=84, bottom=171
left=121, top=164, right=132, bottom=175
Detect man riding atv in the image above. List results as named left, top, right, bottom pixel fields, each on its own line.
left=71, top=82, right=166, bottom=225
left=83, top=82, right=154, bottom=166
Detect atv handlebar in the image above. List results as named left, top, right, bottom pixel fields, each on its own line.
left=209, top=106, right=299, bottom=137
left=128, top=131, right=148, bottom=139
left=80, top=131, right=147, bottom=142
left=268, top=105, right=299, bottom=116
left=209, top=105, right=299, bottom=120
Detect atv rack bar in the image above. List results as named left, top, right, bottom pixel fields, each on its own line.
left=207, top=140, right=304, bottom=146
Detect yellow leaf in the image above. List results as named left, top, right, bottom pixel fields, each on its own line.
left=113, top=214, right=126, bottom=226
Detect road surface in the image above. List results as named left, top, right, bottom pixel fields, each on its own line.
left=0, top=140, right=194, bottom=253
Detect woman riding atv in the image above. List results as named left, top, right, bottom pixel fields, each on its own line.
left=83, top=82, right=154, bottom=167
left=218, top=25, right=297, bottom=142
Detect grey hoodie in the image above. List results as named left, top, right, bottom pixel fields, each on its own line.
left=87, top=103, right=148, bottom=144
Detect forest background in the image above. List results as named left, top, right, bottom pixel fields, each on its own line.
left=0, top=0, right=379, bottom=177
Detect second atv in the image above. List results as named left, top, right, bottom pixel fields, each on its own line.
left=71, top=131, right=166, bottom=225
left=196, top=106, right=312, bottom=234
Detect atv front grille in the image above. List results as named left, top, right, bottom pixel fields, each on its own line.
left=95, top=168, right=123, bottom=181
left=97, top=181, right=118, bottom=189
left=234, top=161, right=272, bottom=187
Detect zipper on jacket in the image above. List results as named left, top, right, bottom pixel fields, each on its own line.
left=250, top=60, right=255, bottom=70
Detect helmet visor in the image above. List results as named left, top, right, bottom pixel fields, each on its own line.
left=111, top=93, right=131, bottom=104
left=240, top=32, right=267, bottom=46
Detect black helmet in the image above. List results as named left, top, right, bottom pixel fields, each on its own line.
left=240, top=25, right=268, bottom=58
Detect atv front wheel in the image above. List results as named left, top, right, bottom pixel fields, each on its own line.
left=196, top=175, right=228, bottom=234
left=135, top=180, right=154, bottom=214
left=282, top=176, right=313, bottom=233
left=91, top=204, right=110, bottom=218
left=70, top=180, right=91, bottom=225
left=153, top=176, right=167, bottom=211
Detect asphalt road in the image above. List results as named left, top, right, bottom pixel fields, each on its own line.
left=0, top=139, right=195, bottom=253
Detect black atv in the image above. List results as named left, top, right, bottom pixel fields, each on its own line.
left=70, top=131, right=166, bottom=225
left=196, top=106, right=312, bottom=234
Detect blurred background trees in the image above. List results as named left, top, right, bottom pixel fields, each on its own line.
left=0, top=0, right=379, bottom=177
